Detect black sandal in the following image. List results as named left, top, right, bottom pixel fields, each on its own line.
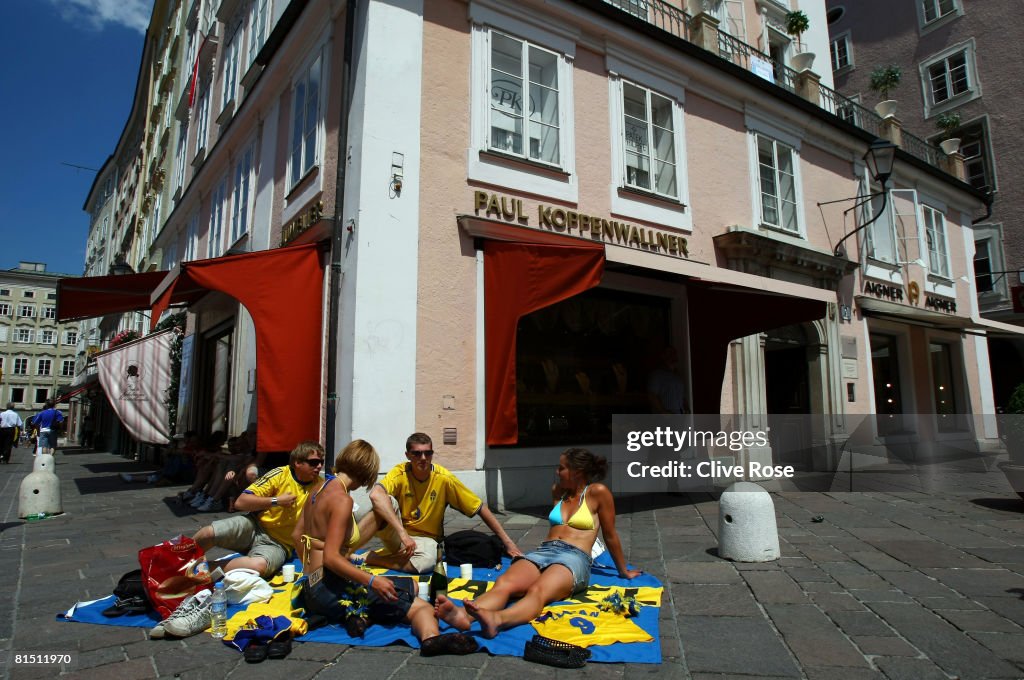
left=420, top=633, right=480, bottom=657
left=243, top=642, right=269, bottom=663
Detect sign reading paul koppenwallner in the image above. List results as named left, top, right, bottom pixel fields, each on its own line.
left=610, top=415, right=794, bottom=493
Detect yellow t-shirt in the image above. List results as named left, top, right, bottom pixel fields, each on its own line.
left=378, top=462, right=482, bottom=539
left=243, top=466, right=313, bottom=550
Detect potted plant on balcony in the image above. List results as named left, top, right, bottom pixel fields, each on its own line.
left=935, top=111, right=962, bottom=155
left=869, top=65, right=901, bottom=118
left=999, top=384, right=1024, bottom=500
left=785, top=10, right=815, bottom=72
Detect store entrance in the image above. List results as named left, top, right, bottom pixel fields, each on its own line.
left=765, top=323, right=815, bottom=470
left=196, top=325, right=233, bottom=436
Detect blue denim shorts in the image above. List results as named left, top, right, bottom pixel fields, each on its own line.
left=515, top=540, right=593, bottom=594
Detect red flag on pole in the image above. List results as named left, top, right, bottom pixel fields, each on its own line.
left=188, top=35, right=207, bottom=108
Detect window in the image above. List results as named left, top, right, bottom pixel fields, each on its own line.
left=836, top=94, right=861, bottom=126
left=231, top=143, right=254, bottom=243
left=37, top=359, right=51, bottom=376
left=248, top=0, right=271, bottom=65
left=15, top=329, right=33, bottom=344
left=40, top=330, right=55, bottom=345
left=13, top=358, right=28, bottom=375
left=607, top=0, right=646, bottom=19
left=0, top=288, right=8, bottom=296
left=34, top=388, right=47, bottom=404
left=756, top=134, right=799, bottom=233
left=43, top=306, right=56, bottom=319
left=289, top=52, right=322, bottom=186
left=959, top=121, right=995, bottom=193
left=920, top=41, right=978, bottom=114
left=208, top=177, right=228, bottom=258
left=62, top=360, right=76, bottom=377
left=621, top=82, right=677, bottom=198
left=974, top=238, right=994, bottom=293
left=64, top=331, right=78, bottom=346
left=922, top=204, right=950, bottom=278
left=10, top=387, right=23, bottom=403
left=0, top=303, right=9, bottom=316
left=195, top=86, right=211, bottom=156
left=0, top=327, right=6, bottom=342
left=930, top=341, right=963, bottom=432
left=23, top=291, right=34, bottom=299
left=863, top=187, right=897, bottom=265
left=184, top=211, right=199, bottom=262
left=830, top=34, right=852, bottom=72
left=174, top=120, right=189, bottom=193
left=221, top=24, right=241, bottom=109
left=928, top=52, right=969, bottom=104
left=922, top=0, right=957, bottom=24
left=47, top=293, right=56, bottom=300
left=489, top=32, right=560, bottom=165
left=18, top=304, right=35, bottom=318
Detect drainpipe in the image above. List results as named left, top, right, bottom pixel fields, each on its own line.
left=325, top=0, right=358, bottom=467
left=971, top=192, right=994, bottom=225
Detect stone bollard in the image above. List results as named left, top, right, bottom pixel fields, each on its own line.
left=19, top=454, right=62, bottom=519
left=33, top=453, right=55, bottom=473
left=718, top=481, right=780, bottom=562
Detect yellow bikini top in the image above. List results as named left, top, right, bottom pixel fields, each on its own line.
left=302, top=477, right=360, bottom=557
left=548, top=485, right=594, bottom=531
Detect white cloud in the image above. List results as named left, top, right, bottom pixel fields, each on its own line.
left=49, top=0, right=152, bottom=34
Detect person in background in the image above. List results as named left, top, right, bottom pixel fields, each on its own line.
left=0, top=403, right=24, bottom=464
left=356, top=432, right=522, bottom=574
left=647, top=346, right=690, bottom=415
left=436, top=447, right=641, bottom=638
left=32, top=400, right=65, bottom=456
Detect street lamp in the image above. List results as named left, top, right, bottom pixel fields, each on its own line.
left=833, top=138, right=898, bottom=258
left=110, top=260, right=135, bottom=276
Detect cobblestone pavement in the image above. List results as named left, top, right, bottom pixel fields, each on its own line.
left=3, top=445, right=1024, bottom=679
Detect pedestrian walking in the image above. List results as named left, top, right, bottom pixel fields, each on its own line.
left=0, top=402, right=23, bottom=464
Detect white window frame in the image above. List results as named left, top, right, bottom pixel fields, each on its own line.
left=606, top=50, right=691, bottom=230
left=195, top=85, right=212, bottom=160
left=15, top=329, right=33, bottom=344
left=920, top=201, right=952, bottom=283
left=23, top=291, right=33, bottom=299
left=184, top=210, right=200, bottom=262
left=230, top=142, right=255, bottom=244
left=221, top=22, right=241, bottom=114
left=919, top=40, right=979, bottom=117
left=748, top=119, right=804, bottom=237
left=174, top=119, right=189, bottom=195
left=288, top=50, right=324, bottom=189
left=916, top=0, right=963, bottom=32
left=36, top=359, right=51, bottom=376
left=468, top=13, right=578, bottom=202
left=0, top=303, right=8, bottom=316
left=18, top=304, right=34, bottom=318
left=972, top=223, right=1007, bottom=306
left=830, top=31, right=853, bottom=73
left=248, top=0, right=272, bottom=66
left=207, top=177, right=228, bottom=258
left=40, top=329, right=56, bottom=345
left=64, top=331, right=78, bottom=346
left=61, top=360, right=76, bottom=377
left=43, top=306, right=56, bottom=319
left=859, top=175, right=903, bottom=285
left=12, top=357, right=28, bottom=375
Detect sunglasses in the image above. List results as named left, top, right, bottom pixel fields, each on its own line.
left=408, top=450, right=434, bottom=458
left=304, top=458, right=325, bottom=467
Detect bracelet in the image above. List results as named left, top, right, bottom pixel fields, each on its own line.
left=368, top=574, right=376, bottom=588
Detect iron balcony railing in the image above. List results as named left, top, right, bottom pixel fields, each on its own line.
left=603, top=0, right=945, bottom=171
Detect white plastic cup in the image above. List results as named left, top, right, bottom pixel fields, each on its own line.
left=281, top=564, right=296, bottom=582
left=417, top=581, right=430, bottom=601
left=460, top=563, right=473, bottom=580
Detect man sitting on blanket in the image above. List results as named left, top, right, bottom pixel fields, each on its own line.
left=355, top=432, right=522, bottom=574
left=193, top=441, right=323, bottom=577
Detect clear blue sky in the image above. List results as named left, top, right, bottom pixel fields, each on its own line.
left=0, top=0, right=149, bottom=277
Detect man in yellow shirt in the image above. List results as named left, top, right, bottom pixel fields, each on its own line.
left=358, top=432, right=522, bottom=573
left=192, top=441, right=323, bottom=577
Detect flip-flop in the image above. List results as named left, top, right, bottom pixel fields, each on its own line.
left=267, top=637, right=292, bottom=659
left=420, top=632, right=480, bottom=657
left=243, top=642, right=269, bottom=663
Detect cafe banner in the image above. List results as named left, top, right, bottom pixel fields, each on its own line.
left=96, top=329, right=175, bottom=444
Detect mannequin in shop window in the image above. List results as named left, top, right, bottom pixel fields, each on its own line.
left=647, top=347, right=690, bottom=415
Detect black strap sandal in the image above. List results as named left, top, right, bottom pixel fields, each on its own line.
left=420, top=633, right=480, bottom=657
left=267, top=636, right=292, bottom=660
left=243, top=642, right=269, bottom=664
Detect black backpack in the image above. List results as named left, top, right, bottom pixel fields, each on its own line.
left=444, top=530, right=504, bottom=568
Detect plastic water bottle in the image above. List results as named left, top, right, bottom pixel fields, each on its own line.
left=209, top=581, right=228, bottom=638
left=25, top=513, right=48, bottom=521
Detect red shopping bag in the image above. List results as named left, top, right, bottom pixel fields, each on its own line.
left=138, top=534, right=213, bottom=618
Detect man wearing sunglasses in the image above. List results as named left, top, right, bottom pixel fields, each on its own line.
left=192, top=441, right=324, bottom=577
left=358, top=432, right=522, bottom=573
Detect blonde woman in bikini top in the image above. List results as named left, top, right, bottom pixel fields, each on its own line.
left=291, top=439, right=477, bottom=656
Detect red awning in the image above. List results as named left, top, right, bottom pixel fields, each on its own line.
left=56, top=271, right=171, bottom=322
left=55, top=378, right=99, bottom=403
left=485, top=238, right=606, bottom=445
left=149, top=244, right=327, bottom=453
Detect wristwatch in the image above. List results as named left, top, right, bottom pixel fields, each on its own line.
left=271, top=497, right=278, bottom=507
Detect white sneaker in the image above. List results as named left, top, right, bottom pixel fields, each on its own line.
left=162, top=589, right=212, bottom=637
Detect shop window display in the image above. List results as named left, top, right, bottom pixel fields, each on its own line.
left=515, top=287, right=673, bottom=446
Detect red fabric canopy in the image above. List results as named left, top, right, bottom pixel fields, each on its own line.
left=687, top=283, right=826, bottom=414
left=484, top=239, right=605, bottom=445
left=56, top=271, right=170, bottom=322
left=150, top=244, right=326, bottom=452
